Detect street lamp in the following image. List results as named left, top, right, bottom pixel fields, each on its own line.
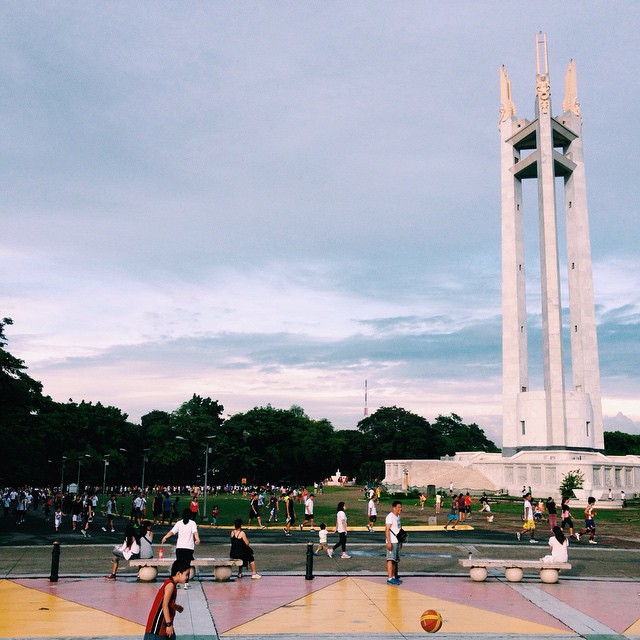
left=175, top=435, right=216, bottom=522
left=77, top=454, right=91, bottom=491
left=61, top=456, right=67, bottom=492
left=101, top=454, right=111, bottom=505
left=141, top=449, right=150, bottom=492
left=203, top=435, right=216, bottom=522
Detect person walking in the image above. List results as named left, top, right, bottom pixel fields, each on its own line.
left=367, top=494, right=377, bottom=532
left=161, top=509, right=200, bottom=589
left=103, top=494, right=117, bottom=532
left=247, top=492, right=266, bottom=529
left=329, top=501, right=350, bottom=559
left=444, top=495, right=459, bottom=530
left=579, top=497, right=598, bottom=544
left=385, top=500, right=403, bottom=585
left=560, top=496, right=580, bottom=541
left=229, top=519, right=262, bottom=579
left=314, top=523, right=330, bottom=556
left=546, top=496, right=557, bottom=531
left=300, top=494, right=315, bottom=530
left=283, top=491, right=295, bottom=536
left=516, top=492, right=538, bottom=543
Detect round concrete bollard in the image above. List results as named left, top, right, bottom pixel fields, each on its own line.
left=137, top=566, right=158, bottom=582
left=214, top=565, right=233, bottom=581
left=539, top=568, right=559, bottom=584
left=504, top=567, right=523, bottom=582
left=469, top=567, right=488, bottom=582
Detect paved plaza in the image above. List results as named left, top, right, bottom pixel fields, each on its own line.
left=1, top=523, right=639, bottom=640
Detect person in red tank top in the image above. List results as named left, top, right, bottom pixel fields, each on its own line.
left=144, top=560, right=190, bottom=639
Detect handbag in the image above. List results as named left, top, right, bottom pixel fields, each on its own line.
left=393, top=528, right=408, bottom=544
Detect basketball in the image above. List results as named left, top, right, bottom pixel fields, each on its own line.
left=420, top=609, right=443, bottom=633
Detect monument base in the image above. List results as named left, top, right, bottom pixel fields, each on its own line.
left=384, top=450, right=640, bottom=498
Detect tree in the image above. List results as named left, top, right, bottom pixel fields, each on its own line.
left=604, top=431, right=640, bottom=456
left=432, top=413, right=500, bottom=455
left=357, top=406, right=440, bottom=460
left=559, top=469, right=584, bottom=498
left=0, top=318, right=46, bottom=485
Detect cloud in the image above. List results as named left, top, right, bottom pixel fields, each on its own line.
left=2, top=3, right=640, bottom=450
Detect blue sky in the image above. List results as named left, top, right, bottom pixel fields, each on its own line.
left=2, top=3, right=639, bottom=445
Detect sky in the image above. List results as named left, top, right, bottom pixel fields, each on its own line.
left=2, top=2, right=639, bottom=446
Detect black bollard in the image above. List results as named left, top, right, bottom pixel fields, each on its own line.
left=305, top=540, right=314, bottom=580
left=50, top=541, right=61, bottom=582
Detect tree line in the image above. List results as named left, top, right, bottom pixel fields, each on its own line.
left=6, top=316, right=634, bottom=487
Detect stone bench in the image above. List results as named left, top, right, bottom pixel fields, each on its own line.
left=459, top=558, right=571, bottom=583
left=130, top=557, right=242, bottom=582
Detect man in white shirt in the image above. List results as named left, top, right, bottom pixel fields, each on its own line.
left=385, top=500, right=403, bottom=585
left=516, top=492, right=537, bottom=543
left=367, top=497, right=377, bottom=532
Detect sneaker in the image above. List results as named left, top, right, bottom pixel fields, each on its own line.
left=260, top=525, right=266, bottom=529
left=575, top=533, right=581, bottom=541
left=237, top=572, right=244, bottom=579
left=105, top=574, right=116, bottom=580
left=182, top=583, right=190, bottom=590
left=102, top=526, right=107, bottom=532
left=529, top=539, right=539, bottom=544
left=516, top=532, right=521, bottom=541
left=313, top=552, right=319, bottom=556
left=110, top=529, right=115, bottom=533
left=340, top=553, right=351, bottom=559
left=589, top=540, right=598, bottom=544
left=283, top=528, right=288, bottom=534
left=81, top=530, right=86, bottom=537
left=251, top=573, right=262, bottom=579
left=327, top=549, right=333, bottom=558
left=387, top=577, right=401, bottom=585
left=299, top=524, right=303, bottom=531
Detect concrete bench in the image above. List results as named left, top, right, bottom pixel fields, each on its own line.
left=192, top=558, right=243, bottom=581
left=130, top=557, right=242, bottom=582
left=459, top=558, right=571, bottom=584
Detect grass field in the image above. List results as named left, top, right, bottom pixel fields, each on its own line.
left=134, top=487, right=639, bottom=532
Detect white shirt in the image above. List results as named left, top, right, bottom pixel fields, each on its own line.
left=368, top=499, right=377, bottom=516
left=523, top=499, right=533, bottom=522
left=548, top=536, right=569, bottom=562
left=336, top=510, right=347, bottom=533
left=385, top=511, right=401, bottom=539
left=171, top=519, right=198, bottom=550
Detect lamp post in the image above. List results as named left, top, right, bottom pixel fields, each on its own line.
left=77, top=454, right=91, bottom=492
left=141, top=449, right=150, bottom=493
left=175, top=435, right=215, bottom=522
left=61, top=456, right=67, bottom=492
left=203, top=435, right=216, bottom=522
left=102, top=454, right=111, bottom=505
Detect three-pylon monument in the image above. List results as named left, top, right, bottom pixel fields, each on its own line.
left=500, top=32, right=603, bottom=456
left=383, top=35, right=639, bottom=497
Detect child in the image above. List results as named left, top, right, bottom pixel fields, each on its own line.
left=444, top=498, right=459, bottom=530
left=54, top=506, right=62, bottom=532
left=211, top=505, right=219, bottom=527
left=542, top=525, right=569, bottom=563
left=314, top=523, right=330, bottom=555
left=580, top=497, right=597, bottom=544
left=143, top=559, right=189, bottom=639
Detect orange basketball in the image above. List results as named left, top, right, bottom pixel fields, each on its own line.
left=420, top=609, right=443, bottom=633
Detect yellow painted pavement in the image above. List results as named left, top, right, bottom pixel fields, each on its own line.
left=225, top=577, right=570, bottom=636
left=0, top=580, right=144, bottom=638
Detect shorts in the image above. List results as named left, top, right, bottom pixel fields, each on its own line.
left=369, top=515, right=377, bottom=523
left=386, top=542, right=401, bottom=563
left=522, top=520, right=535, bottom=531
left=447, top=513, right=458, bottom=521
left=584, top=518, right=595, bottom=530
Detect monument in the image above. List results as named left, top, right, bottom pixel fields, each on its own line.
left=383, top=34, right=639, bottom=497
